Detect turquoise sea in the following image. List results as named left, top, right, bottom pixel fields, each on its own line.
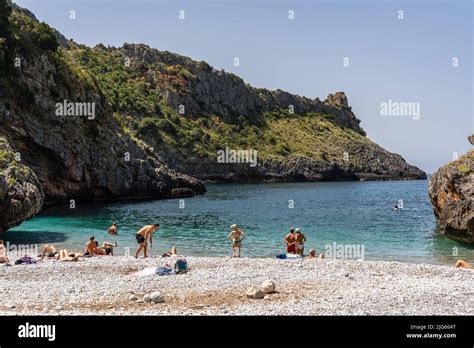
left=4, top=180, right=474, bottom=265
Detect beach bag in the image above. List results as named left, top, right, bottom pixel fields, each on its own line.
left=174, top=259, right=188, bottom=274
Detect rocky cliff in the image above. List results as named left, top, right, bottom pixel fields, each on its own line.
left=428, top=136, right=474, bottom=244
left=0, top=137, right=44, bottom=232
left=68, top=43, right=426, bottom=182
left=0, top=3, right=204, bottom=231
left=0, top=2, right=427, bottom=231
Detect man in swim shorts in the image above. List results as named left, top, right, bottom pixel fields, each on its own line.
left=227, top=224, right=246, bottom=258
left=284, top=228, right=296, bottom=254
left=294, top=228, right=307, bottom=256
left=134, top=224, right=160, bottom=258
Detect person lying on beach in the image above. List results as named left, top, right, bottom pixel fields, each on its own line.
left=455, top=259, right=472, bottom=269
left=294, top=228, right=306, bottom=256
left=0, top=240, right=11, bottom=264
left=57, top=249, right=79, bottom=261
left=305, top=249, right=325, bottom=260
left=101, top=241, right=115, bottom=255
left=134, top=224, right=160, bottom=258
left=227, top=224, right=246, bottom=258
left=162, top=246, right=177, bottom=257
left=108, top=222, right=117, bottom=235
left=285, top=228, right=296, bottom=254
left=40, top=245, right=58, bottom=259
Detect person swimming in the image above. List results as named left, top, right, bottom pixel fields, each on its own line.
left=227, top=224, right=246, bottom=258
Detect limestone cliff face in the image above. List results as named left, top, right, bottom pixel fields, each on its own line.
left=428, top=136, right=474, bottom=244
left=117, top=44, right=366, bottom=135
left=1, top=5, right=205, bottom=205
left=0, top=138, right=44, bottom=232
left=70, top=42, right=426, bottom=182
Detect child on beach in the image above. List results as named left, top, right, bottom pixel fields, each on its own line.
left=227, top=224, right=246, bottom=258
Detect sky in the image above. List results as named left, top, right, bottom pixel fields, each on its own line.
left=13, top=0, right=473, bottom=173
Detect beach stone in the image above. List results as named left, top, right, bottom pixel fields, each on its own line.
left=128, top=294, right=138, bottom=301
left=246, top=287, right=264, bottom=299
left=143, top=293, right=151, bottom=303
left=261, top=280, right=276, bottom=294
left=150, top=291, right=164, bottom=303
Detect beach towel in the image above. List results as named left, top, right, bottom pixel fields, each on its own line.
left=276, top=253, right=302, bottom=260
left=14, top=256, right=36, bottom=265
left=156, top=265, right=173, bottom=276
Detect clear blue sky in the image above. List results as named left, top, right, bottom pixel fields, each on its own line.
left=14, top=0, right=473, bottom=173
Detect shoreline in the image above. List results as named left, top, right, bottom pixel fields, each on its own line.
left=1, top=256, right=472, bottom=316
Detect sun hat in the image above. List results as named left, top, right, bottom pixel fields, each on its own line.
left=230, top=224, right=238, bottom=229
left=295, top=228, right=301, bottom=233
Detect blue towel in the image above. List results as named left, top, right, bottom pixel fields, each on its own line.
left=155, top=266, right=173, bottom=276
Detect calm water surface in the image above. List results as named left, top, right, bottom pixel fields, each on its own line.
left=5, top=181, right=474, bottom=265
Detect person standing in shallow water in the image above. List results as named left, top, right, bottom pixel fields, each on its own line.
left=294, top=228, right=307, bottom=256
left=134, top=224, right=159, bottom=258
left=285, top=228, right=296, bottom=254
left=108, top=222, right=117, bottom=235
left=227, top=224, right=246, bottom=258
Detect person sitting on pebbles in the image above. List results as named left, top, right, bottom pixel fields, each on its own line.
left=83, top=236, right=114, bottom=256
left=40, top=244, right=58, bottom=259
left=227, top=224, right=246, bottom=258
left=305, top=248, right=325, bottom=260
left=161, top=246, right=177, bottom=257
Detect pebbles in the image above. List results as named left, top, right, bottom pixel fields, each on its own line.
left=246, top=287, right=265, bottom=300
left=0, top=256, right=472, bottom=315
left=261, top=280, right=276, bottom=294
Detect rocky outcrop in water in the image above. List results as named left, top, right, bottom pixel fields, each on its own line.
left=428, top=136, right=474, bottom=244
left=0, top=137, right=44, bottom=232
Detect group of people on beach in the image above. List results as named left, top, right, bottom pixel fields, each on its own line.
left=0, top=222, right=472, bottom=268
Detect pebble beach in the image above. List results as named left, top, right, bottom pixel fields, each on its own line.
left=0, top=256, right=473, bottom=316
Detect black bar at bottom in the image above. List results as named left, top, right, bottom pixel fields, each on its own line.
left=0, top=315, right=472, bottom=346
